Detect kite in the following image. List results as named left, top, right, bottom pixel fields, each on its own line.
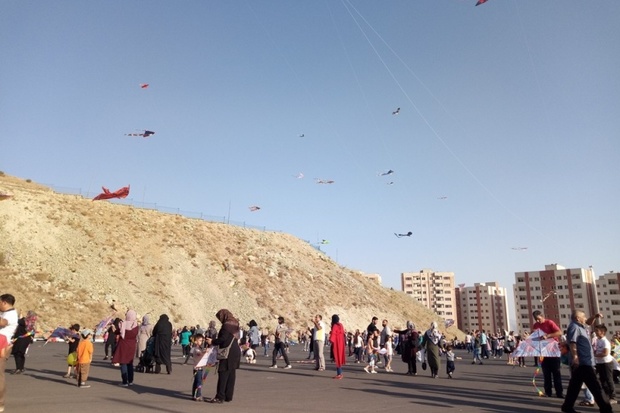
left=315, top=179, right=335, bottom=184
left=248, top=206, right=261, bottom=212
left=93, top=185, right=130, bottom=201
left=125, top=130, right=155, bottom=138
left=95, top=314, right=115, bottom=338
left=511, top=247, right=528, bottom=251
left=140, top=83, right=149, bottom=89
left=458, top=283, right=466, bottom=289
left=45, top=326, right=77, bottom=344
left=437, top=196, right=448, bottom=200
left=444, top=319, right=455, bottom=328
left=319, top=239, right=329, bottom=245
left=378, top=170, right=394, bottom=176
left=394, top=231, right=413, bottom=238
left=295, top=173, right=304, bottom=179
left=298, top=134, right=305, bottom=138
left=512, top=329, right=560, bottom=396
left=0, top=192, right=12, bottom=201
left=475, top=0, right=489, bottom=5
left=392, top=107, right=400, bottom=115
left=386, top=182, right=394, bottom=185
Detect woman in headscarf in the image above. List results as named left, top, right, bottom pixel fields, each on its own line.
left=423, top=321, right=442, bottom=378
left=206, top=320, right=218, bottom=340
left=395, top=321, right=419, bottom=375
left=152, top=314, right=173, bottom=374
left=112, top=309, right=139, bottom=386
left=11, top=318, right=33, bottom=374
left=329, top=314, right=346, bottom=379
left=205, top=309, right=241, bottom=404
left=136, top=314, right=153, bottom=358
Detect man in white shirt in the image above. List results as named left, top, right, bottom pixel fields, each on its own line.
left=0, top=294, right=18, bottom=413
left=380, top=319, right=392, bottom=366
left=313, top=315, right=326, bottom=371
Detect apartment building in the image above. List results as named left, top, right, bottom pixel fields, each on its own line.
left=455, top=282, right=510, bottom=334
left=595, top=271, right=620, bottom=332
left=401, top=269, right=456, bottom=322
left=513, top=263, right=598, bottom=332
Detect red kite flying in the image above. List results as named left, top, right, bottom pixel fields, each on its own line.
left=140, top=83, right=149, bottom=89
left=475, top=0, right=489, bottom=6
left=93, top=185, right=130, bottom=201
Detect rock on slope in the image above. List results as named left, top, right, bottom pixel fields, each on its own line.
left=0, top=174, right=463, bottom=337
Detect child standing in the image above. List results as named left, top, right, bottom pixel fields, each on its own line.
left=384, top=335, right=394, bottom=372
left=64, top=324, right=80, bottom=378
left=76, top=329, right=93, bottom=388
left=446, top=344, right=456, bottom=378
left=593, top=324, right=617, bottom=403
left=364, top=330, right=380, bottom=374
left=190, top=334, right=206, bottom=401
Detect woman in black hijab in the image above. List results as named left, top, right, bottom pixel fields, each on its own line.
left=205, top=309, right=241, bottom=404
left=152, top=314, right=173, bottom=374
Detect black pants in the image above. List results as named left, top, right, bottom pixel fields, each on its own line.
left=541, top=357, right=563, bottom=397
left=596, top=362, right=616, bottom=400
left=563, top=365, right=612, bottom=413
left=13, top=352, right=26, bottom=371
left=272, top=342, right=290, bottom=366
left=216, top=368, right=237, bottom=401
left=155, top=358, right=172, bottom=374
left=407, top=358, right=417, bottom=374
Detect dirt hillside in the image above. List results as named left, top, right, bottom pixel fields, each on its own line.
left=0, top=173, right=463, bottom=338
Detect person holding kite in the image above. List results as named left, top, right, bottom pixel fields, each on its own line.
left=531, top=310, right=563, bottom=398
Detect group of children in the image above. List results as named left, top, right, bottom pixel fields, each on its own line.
left=64, top=325, right=94, bottom=388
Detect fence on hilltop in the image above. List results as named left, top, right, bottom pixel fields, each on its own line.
left=46, top=184, right=271, bottom=232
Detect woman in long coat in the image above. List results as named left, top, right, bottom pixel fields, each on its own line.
left=136, top=314, right=153, bottom=358
left=395, top=321, right=419, bottom=375
left=205, top=309, right=241, bottom=404
left=112, top=309, right=139, bottom=386
left=423, top=321, right=442, bottom=378
left=152, top=314, right=173, bottom=374
left=329, top=314, right=346, bottom=379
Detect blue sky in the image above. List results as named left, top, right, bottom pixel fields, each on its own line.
left=2, top=1, right=619, bottom=298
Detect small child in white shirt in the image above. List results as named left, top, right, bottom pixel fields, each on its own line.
left=446, top=344, right=456, bottom=378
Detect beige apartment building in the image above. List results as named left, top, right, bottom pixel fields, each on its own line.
left=455, top=282, right=510, bottom=334
left=595, top=271, right=620, bottom=332
left=401, top=269, right=456, bottom=322
left=513, top=263, right=598, bottom=332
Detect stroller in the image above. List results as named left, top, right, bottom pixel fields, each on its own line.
left=135, top=336, right=155, bottom=373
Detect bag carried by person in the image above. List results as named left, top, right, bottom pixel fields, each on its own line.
left=216, top=338, right=235, bottom=360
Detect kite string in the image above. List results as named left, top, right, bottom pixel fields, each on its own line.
left=326, top=0, right=395, bottom=168
left=341, top=0, right=554, bottom=242
left=244, top=0, right=366, bottom=177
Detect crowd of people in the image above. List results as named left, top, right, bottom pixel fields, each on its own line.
left=3, top=293, right=620, bottom=413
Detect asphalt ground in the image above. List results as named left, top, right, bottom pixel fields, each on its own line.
left=3, top=343, right=584, bottom=413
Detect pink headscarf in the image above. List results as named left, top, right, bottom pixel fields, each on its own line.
left=120, top=309, right=138, bottom=339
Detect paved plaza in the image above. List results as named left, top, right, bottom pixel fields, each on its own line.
left=4, top=343, right=577, bottom=413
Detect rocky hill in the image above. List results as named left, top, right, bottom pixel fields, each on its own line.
left=0, top=173, right=463, bottom=338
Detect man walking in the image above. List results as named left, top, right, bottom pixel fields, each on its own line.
left=312, top=315, right=326, bottom=371
left=561, top=310, right=612, bottom=413
left=270, top=317, right=291, bottom=369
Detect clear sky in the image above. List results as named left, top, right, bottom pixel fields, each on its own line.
left=2, top=1, right=619, bottom=299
